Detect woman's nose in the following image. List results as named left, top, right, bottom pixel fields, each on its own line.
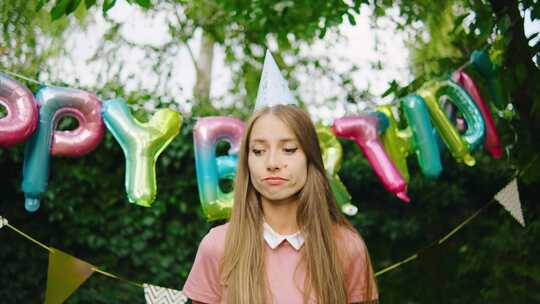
left=266, top=150, right=283, bottom=171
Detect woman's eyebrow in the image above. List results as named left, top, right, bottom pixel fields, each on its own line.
left=249, top=138, right=298, bottom=143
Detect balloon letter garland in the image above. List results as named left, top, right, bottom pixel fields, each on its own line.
left=102, top=99, right=181, bottom=207
left=2, top=47, right=505, bottom=212
left=332, top=112, right=410, bottom=203
left=193, top=117, right=245, bottom=221
left=417, top=80, right=485, bottom=166
left=22, top=86, right=105, bottom=212
left=0, top=73, right=38, bottom=147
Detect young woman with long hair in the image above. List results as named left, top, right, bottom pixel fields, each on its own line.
left=183, top=105, right=378, bottom=303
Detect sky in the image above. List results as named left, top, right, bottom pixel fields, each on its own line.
left=46, top=1, right=539, bottom=123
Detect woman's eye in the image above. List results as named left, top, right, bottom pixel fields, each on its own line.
left=283, top=148, right=298, bottom=154
left=251, top=149, right=264, bottom=156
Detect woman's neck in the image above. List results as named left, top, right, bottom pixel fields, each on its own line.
left=261, top=195, right=299, bottom=235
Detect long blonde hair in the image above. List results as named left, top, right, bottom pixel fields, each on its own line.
left=221, top=105, right=375, bottom=303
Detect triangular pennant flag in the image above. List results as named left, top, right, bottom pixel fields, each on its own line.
left=0, top=216, right=7, bottom=229
left=253, top=50, right=298, bottom=112
left=494, top=179, right=525, bottom=227
left=143, top=284, right=188, bottom=304
left=45, top=247, right=94, bottom=304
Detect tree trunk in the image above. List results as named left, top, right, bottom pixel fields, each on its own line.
left=194, top=30, right=215, bottom=103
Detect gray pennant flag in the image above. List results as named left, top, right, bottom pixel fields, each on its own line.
left=0, top=216, right=7, bottom=229
left=495, top=179, right=525, bottom=227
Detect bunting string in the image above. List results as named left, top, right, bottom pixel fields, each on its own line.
left=0, top=173, right=522, bottom=284
left=375, top=157, right=535, bottom=277
left=0, top=217, right=144, bottom=288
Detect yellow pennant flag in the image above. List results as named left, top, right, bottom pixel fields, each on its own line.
left=45, top=247, right=94, bottom=304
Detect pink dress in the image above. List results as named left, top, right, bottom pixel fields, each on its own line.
left=183, top=223, right=378, bottom=303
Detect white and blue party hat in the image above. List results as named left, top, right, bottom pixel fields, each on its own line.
left=253, top=50, right=298, bottom=112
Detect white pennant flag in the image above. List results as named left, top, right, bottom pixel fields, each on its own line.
left=0, top=216, right=7, bottom=229
left=495, top=179, right=525, bottom=227
left=143, top=284, right=188, bottom=304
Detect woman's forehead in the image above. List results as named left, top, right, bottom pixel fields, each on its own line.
left=249, top=114, right=299, bottom=142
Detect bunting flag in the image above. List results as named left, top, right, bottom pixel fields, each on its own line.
left=0, top=216, right=7, bottom=229
left=143, top=284, right=188, bottom=304
left=494, top=179, right=525, bottom=227
left=45, top=247, right=94, bottom=304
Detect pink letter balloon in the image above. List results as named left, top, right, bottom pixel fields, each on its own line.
left=332, top=112, right=410, bottom=203
left=0, top=72, right=38, bottom=147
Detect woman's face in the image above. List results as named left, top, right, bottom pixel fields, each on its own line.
left=248, top=113, right=308, bottom=204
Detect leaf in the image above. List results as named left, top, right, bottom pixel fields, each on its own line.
left=103, top=0, right=117, bottom=13
left=135, top=0, right=152, bottom=9
left=347, top=13, right=356, bottom=26
left=35, top=0, right=51, bottom=11
left=84, top=0, right=97, bottom=9
left=50, top=0, right=71, bottom=20
left=319, top=27, right=327, bottom=39
left=65, top=0, right=82, bottom=15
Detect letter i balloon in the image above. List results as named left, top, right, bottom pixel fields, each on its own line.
left=22, top=86, right=105, bottom=212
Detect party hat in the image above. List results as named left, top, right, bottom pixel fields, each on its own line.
left=253, top=50, right=298, bottom=112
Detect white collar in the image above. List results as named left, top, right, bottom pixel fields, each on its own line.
left=263, top=222, right=304, bottom=250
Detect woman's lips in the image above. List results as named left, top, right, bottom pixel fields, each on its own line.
left=265, top=179, right=286, bottom=186
left=263, top=177, right=288, bottom=186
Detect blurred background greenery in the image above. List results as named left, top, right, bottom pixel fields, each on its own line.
left=1, top=0, right=539, bottom=303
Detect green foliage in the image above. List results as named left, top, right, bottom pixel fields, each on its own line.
left=42, top=0, right=151, bottom=20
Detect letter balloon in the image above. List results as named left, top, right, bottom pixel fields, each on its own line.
left=332, top=112, right=410, bottom=203
left=316, top=124, right=357, bottom=215
left=0, top=72, right=38, bottom=147
left=102, top=99, right=181, bottom=207
left=22, top=86, right=105, bottom=212
left=193, top=117, right=245, bottom=221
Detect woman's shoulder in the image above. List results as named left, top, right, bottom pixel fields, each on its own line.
left=335, top=225, right=369, bottom=259
left=198, top=222, right=230, bottom=255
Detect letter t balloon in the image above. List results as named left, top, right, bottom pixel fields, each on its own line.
left=332, top=112, right=410, bottom=203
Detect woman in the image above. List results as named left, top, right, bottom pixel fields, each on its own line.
left=183, top=105, right=378, bottom=304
